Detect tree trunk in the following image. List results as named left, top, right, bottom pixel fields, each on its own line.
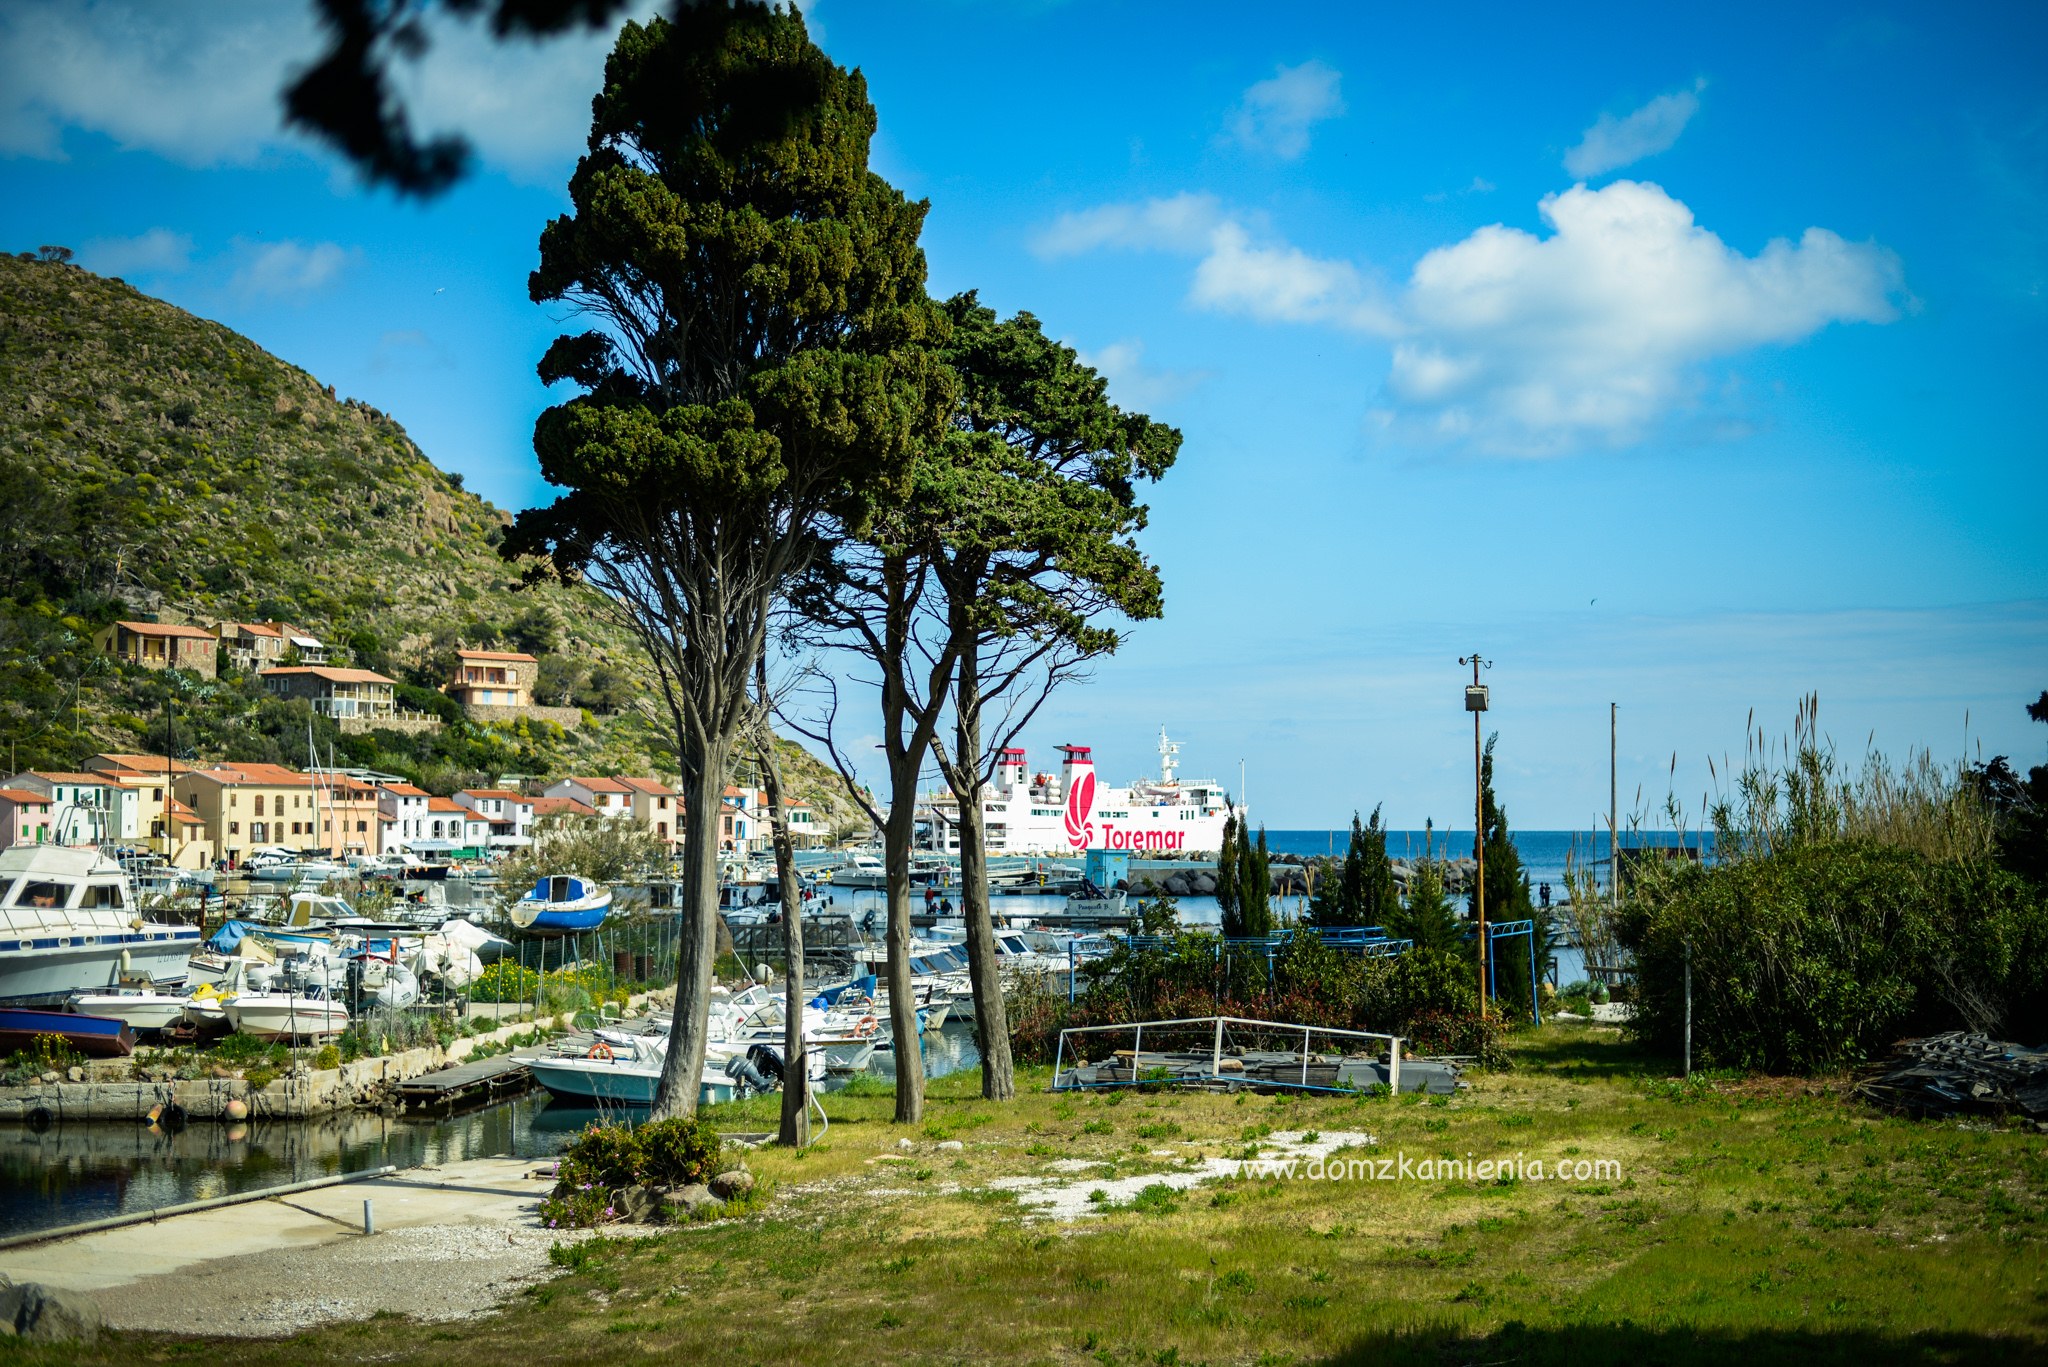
left=651, top=731, right=728, bottom=1119
left=756, top=713, right=809, bottom=1147
left=883, top=781, right=925, bottom=1124
left=952, top=653, right=1014, bottom=1101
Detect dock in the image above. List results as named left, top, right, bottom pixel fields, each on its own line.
left=395, top=1055, right=533, bottom=1110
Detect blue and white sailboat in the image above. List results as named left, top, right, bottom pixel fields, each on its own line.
left=511, top=874, right=612, bottom=935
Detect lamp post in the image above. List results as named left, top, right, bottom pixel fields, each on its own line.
left=1460, top=654, right=1491, bottom=1016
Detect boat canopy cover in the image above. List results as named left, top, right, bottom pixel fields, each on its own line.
left=528, top=874, right=594, bottom=903
left=811, top=974, right=878, bottom=1008
left=206, top=919, right=257, bottom=954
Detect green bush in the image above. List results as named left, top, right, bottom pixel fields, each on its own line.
left=540, top=1115, right=724, bottom=1229
left=1620, top=840, right=2048, bottom=1072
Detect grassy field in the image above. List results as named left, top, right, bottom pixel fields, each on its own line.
left=15, top=1023, right=2048, bottom=1365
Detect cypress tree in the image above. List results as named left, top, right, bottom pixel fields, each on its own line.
left=1216, top=812, right=1241, bottom=937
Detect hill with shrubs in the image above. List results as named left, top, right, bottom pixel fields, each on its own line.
left=0, top=248, right=862, bottom=823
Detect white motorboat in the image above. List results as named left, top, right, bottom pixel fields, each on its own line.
left=225, top=987, right=349, bottom=1041
left=521, top=1032, right=751, bottom=1107
left=826, top=853, right=887, bottom=890
left=67, top=987, right=190, bottom=1034
left=0, top=846, right=201, bottom=1006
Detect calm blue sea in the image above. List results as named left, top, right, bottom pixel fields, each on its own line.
left=1260, top=829, right=1715, bottom=899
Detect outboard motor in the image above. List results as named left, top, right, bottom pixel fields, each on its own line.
left=721, top=1048, right=780, bottom=1093
left=745, top=1042, right=786, bottom=1085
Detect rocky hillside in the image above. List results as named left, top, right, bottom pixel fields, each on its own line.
left=0, top=250, right=863, bottom=825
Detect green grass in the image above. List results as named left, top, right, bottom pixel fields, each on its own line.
left=23, top=1022, right=2048, bottom=1365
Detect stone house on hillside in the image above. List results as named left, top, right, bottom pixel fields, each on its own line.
left=259, top=666, right=398, bottom=720
left=95, top=620, right=218, bottom=677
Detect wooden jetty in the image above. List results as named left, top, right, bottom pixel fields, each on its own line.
left=396, top=1055, right=533, bottom=1111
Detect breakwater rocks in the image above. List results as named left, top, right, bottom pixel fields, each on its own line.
left=1129, top=856, right=1477, bottom=899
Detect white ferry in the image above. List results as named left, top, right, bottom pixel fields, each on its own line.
left=920, top=729, right=1238, bottom=857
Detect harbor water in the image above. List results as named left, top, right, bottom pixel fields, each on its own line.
left=0, top=1020, right=984, bottom=1241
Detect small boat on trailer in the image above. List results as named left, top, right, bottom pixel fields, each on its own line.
left=511, top=875, right=612, bottom=935
left=0, top=1007, right=136, bottom=1058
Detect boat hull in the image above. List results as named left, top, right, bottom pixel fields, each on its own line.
left=0, top=932, right=199, bottom=1008
left=224, top=996, right=349, bottom=1041
left=0, top=1008, right=136, bottom=1058
left=67, top=993, right=188, bottom=1033
left=526, top=1058, right=734, bottom=1107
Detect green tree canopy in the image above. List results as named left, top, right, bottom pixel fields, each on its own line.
left=1306, top=807, right=1401, bottom=929
left=501, top=5, right=945, bottom=1118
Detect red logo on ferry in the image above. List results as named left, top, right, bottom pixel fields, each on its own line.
left=1063, top=768, right=1096, bottom=849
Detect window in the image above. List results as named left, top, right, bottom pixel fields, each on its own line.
left=229, top=822, right=239, bottom=835
left=81, top=884, right=124, bottom=909
left=14, top=880, right=68, bottom=909
left=356, top=820, right=366, bottom=833
left=254, top=795, right=265, bottom=816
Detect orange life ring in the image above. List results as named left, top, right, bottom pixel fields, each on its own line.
left=856, top=1015, right=879, bottom=1038
left=586, top=1041, right=614, bottom=1060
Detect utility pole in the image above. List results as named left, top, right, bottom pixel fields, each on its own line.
left=1460, top=654, right=1491, bottom=1016
left=1609, top=703, right=1618, bottom=913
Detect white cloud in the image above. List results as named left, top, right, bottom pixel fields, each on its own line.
left=1035, top=194, right=1396, bottom=334
left=0, top=0, right=315, bottom=163
left=1564, top=80, right=1706, bottom=179
left=79, top=228, right=193, bottom=278
left=1376, top=180, right=1904, bottom=451
left=1034, top=193, right=1224, bottom=257
left=1075, top=340, right=1211, bottom=410
left=1038, top=180, right=1904, bottom=452
left=230, top=239, right=356, bottom=299
left=1225, top=59, right=1345, bottom=160
left=0, top=0, right=632, bottom=180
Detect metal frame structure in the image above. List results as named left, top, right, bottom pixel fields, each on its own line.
left=1065, top=927, right=1415, bottom=1002
left=1051, top=1014, right=1406, bottom=1096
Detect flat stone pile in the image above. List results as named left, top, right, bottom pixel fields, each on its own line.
left=1854, top=1031, right=2048, bottom=1126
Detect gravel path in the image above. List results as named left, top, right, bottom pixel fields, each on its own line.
left=97, top=1219, right=594, bottom=1338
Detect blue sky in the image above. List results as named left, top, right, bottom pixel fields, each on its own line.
left=3, top=1, right=2044, bottom=826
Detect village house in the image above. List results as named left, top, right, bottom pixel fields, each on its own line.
left=541, top=776, right=636, bottom=819
left=423, top=796, right=491, bottom=852
left=454, top=789, right=536, bottom=849
left=215, top=621, right=289, bottom=671
left=173, top=762, right=380, bottom=864
left=719, top=784, right=758, bottom=854
left=1, top=772, right=119, bottom=845
left=145, top=798, right=214, bottom=869
left=540, top=776, right=680, bottom=847
left=94, top=620, right=218, bottom=677
left=375, top=782, right=432, bottom=853
left=530, top=795, right=597, bottom=821
left=0, top=789, right=53, bottom=851
left=259, top=666, right=398, bottom=720
left=614, top=776, right=680, bottom=847
left=783, top=799, right=823, bottom=849
left=82, top=754, right=195, bottom=844
left=446, top=649, right=538, bottom=708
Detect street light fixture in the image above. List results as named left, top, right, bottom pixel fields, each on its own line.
left=1460, top=654, right=1491, bottom=1017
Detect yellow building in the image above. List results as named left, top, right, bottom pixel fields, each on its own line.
left=174, top=762, right=380, bottom=863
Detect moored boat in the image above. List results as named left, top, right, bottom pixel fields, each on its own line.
left=0, top=846, right=201, bottom=1006
left=0, top=1007, right=136, bottom=1058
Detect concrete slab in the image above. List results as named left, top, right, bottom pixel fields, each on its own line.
left=0, top=1157, right=557, bottom=1302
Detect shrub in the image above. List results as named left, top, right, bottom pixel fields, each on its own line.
left=1621, top=840, right=2048, bottom=1072
left=540, top=1115, right=724, bottom=1228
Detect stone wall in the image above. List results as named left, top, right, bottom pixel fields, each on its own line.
left=462, top=702, right=583, bottom=728
left=338, top=713, right=444, bottom=736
